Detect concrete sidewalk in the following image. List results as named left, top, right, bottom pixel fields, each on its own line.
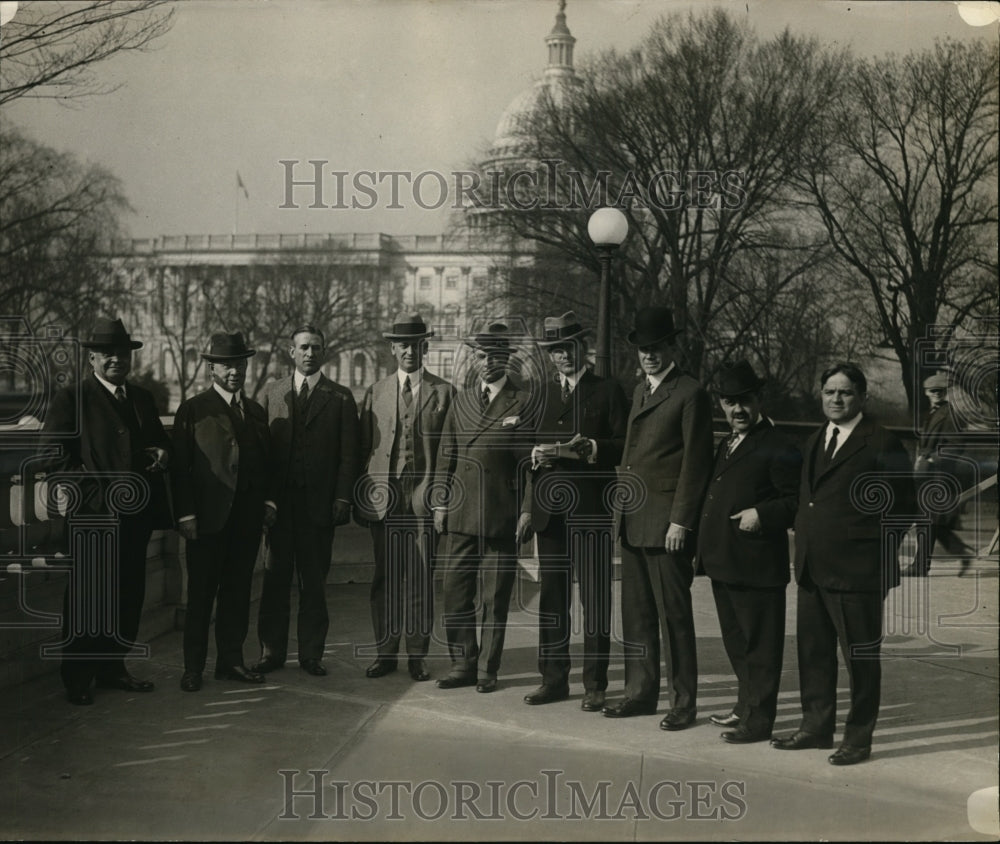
left=1, top=561, right=997, bottom=841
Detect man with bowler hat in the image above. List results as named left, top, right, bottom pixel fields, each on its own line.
left=43, top=317, right=171, bottom=705
left=517, top=311, right=628, bottom=712
left=604, top=306, right=713, bottom=730
left=697, top=360, right=801, bottom=743
left=356, top=312, right=454, bottom=682
left=252, top=324, right=359, bottom=678
left=172, top=332, right=276, bottom=691
left=433, top=322, right=537, bottom=693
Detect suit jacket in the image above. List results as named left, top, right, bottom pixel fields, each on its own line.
left=617, top=368, right=714, bottom=547
left=171, top=388, right=271, bottom=536
left=43, top=374, right=172, bottom=527
left=793, top=415, right=915, bottom=592
left=696, top=419, right=802, bottom=587
left=259, top=374, right=360, bottom=528
left=356, top=370, right=454, bottom=521
left=434, top=379, right=537, bottom=539
left=522, top=371, right=628, bottom=531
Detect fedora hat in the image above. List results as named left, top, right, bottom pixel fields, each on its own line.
left=537, top=311, right=590, bottom=346
left=81, top=317, right=143, bottom=350
left=383, top=311, right=434, bottom=340
left=464, top=321, right=514, bottom=352
left=715, top=359, right=766, bottom=397
left=923, top=372, right=948, bottom=390
left=627, top=306, right=681, bottom=346
left=201, top=332, right=256, bottom=362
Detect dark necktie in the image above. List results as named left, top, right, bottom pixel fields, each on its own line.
left=560, top=378, right=571, bottom=404
left=297, top=379, right=310, bottom=414
left=824, top=426, right=840, bottom=465
left=725, top=432, right=740, bottom=459
left=231, top=394, right=243, bottom=420
left=481, top=385, right=491, bottom=413
left=640, top=379, right=652, bottom=407
left=114, top=386, right=127, bottom=404
left=402, top=375, right=413, bottom=409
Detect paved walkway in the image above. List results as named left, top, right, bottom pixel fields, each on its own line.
left=1, top=560, right=997, bottom=841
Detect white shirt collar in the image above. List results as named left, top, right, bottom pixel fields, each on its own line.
left=825, top=412, right=863, bottom=447
left=481, top=375, right=507, bottom=402
left=293, top=370, right=321, bottom=392
left=561, top=366, right=588, bottom=391
left=647, top=362, right=676, bottom=392
left=213, top=383, right=243, bottom=405
left=93, top=372, right=125, bottom=396
left=398, top=368, right=423, bottom=390
left=731, top=413, right=763, bottom=444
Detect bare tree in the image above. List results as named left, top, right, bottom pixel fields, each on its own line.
left=0, top=0, right=174, bottom=107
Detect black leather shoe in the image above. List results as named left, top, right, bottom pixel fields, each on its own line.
left=581, top=690, right=606, bottom=712
left=436, top=674, right=475, bottom=689
left=476, top=679, right=498, bottom=694
left=66, top=688, right=94, bottom=706
left=301, top=659, right=327, bottom=676
left=96, top=672, right=155, bottom=693
left=828, top=745, right=871, bottom=766
left=602, top=698, right=657, bottom=718
left=722, top=726, right=772, bottom=744
left=524, top=685, right=569, bottom=705
left=659, top=709, right=697, bottom=731
left=365, top=659, right=398, bottom=678
left=408, top=659, right=431, bottom=682
left=709, top=711, right=740, bottom=727
left=251, top=656, right=284, bottom=674
left=214, top=665, right=265, bottom=684
left=180, top=671, right=202, bottom=692
left=770, top=731, right=834, bottom=750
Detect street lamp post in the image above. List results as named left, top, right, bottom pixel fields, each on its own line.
left=587, top=207, right=628, bottom=379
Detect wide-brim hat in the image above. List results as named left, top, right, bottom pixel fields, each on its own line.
left=383, top=311, right=434, bottom=340
left=715, top=359, right=766, bottom=397
left=202, top=332, right=256, bottom=361
left=81, top=317, right=143, bottom=350
left=537, top=311, right=591, bottom=346
left=923, top=372, right=948, bottom=390
left=464, top=321, right=515, bottom=352
left=626, top=306, right=681, bottom=346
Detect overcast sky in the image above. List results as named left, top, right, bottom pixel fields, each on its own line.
left=5, top=0, right=996, bottom=239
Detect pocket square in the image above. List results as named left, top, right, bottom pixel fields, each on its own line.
left=501, top=415, right=521, bottom=428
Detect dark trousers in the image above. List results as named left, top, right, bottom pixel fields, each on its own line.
left=711, top=579, right=785, bottom=733
left=796, top=575, right=885, bottom=748
left=441, top=532, right=517, bottom=680
left=619, top=539, right=698, bottom=712
left=536, top=516, right=612, bottom=692
left=184, top=501, right=263, bottom=674
left=912, top=521, right=970, bottom=573
left=368, top=478, right=433, bottom=660
left=257, top=493, right=335, bottom=664
left=60, top=513, right=153, bottom=692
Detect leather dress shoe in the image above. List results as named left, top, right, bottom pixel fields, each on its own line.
left=828, top=745, right=871, bottom=766
left=97, top=672, right=155, bottom=693
left=365, top=659, right=398, bottom=678
left=214, top=665, right=265, bottom=684
left=524, top=685, right=569, bottom=705
left=476, top=679, right=498, bottom=694
left=602, top=698, right=657, bottom=718
left=251, top=656, right=285, bottom=674
left=180, top=671, right=203, bottom=692
left=659, top=709, right=697, bottom=731
left=66, top=688, right=94, bottom=706
left=721, top=725, right=772, bottom=744
left=581, top=690, right=606, bottom=712
left=770, top=731, right=834, bottom=750
left=408, top=659, right=431, bottom=682
left=436, top=674, right=476, bottom=689
left=709, top=711, right=740, bottom=727
left=301, top=659, right=327, bottom=676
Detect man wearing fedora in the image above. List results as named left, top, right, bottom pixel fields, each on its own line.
left=252, top=324, right=360, bottom=678
left=604, top=306, right=713, bottom=731
left=696, top=360, right=801, bottom=743
left=904, top=371, right=974, bottom=577
left=356, top=312, right=454, bottom=682
left=433, top=322, right=538, bottom=693
left=517, top=312, right=628, bottom=711
left=43, top=317, right=171, bottom=705
left=172, top=332, right=276, bottom=691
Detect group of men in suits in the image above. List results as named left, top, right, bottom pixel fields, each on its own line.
left=45, top=307, right=941, bottom=766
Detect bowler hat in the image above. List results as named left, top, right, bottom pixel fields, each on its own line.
left=627, top=306, right=681, bottom=346
left=923, top=372, right=948, bottom=390
left=537, top=311, right=590, bottom=346
left=81, top=317, right=143, bottom=350
left=715, top=359, right=766, bottom=397
left=464, top=321, right=514, bottom=352
left=201, top=332, right=256, bottom=361
left=383, top=311, right=434, bottom=340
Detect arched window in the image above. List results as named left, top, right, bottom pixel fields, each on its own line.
left=352, top=352, right=367, bottom=387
